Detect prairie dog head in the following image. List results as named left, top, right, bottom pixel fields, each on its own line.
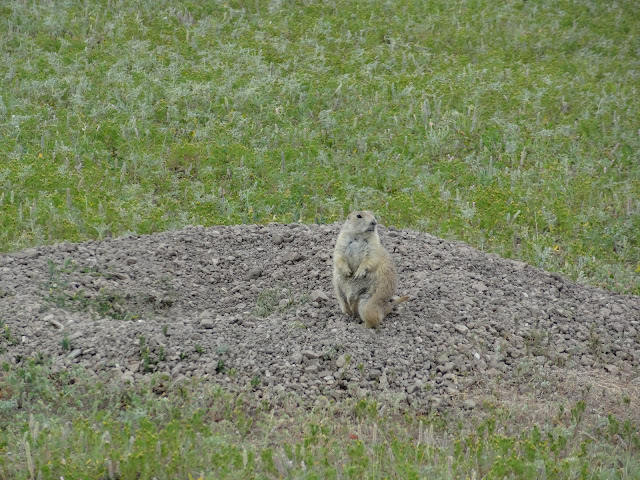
left=343, top=210, right=378, bottom=236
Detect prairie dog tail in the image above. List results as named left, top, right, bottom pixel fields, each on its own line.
left=360, top=295, right=410, bottom=328
left=385, top=295, right=410, bottom=315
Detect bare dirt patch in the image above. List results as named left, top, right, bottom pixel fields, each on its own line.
left=1, top=223, right=639, bottom=416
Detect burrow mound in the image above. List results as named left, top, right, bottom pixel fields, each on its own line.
left=1, top=223, right=639, bottom=410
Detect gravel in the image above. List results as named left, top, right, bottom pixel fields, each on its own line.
left=1, top=223, right=639, bottom=410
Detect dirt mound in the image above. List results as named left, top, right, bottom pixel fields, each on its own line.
left=1, top=223, right=639, bottom=411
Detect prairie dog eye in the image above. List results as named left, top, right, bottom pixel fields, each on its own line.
left=357, top=214, right=362, bottom=218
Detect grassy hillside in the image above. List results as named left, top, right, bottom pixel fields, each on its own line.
left=1, top=0, right=639, bottom=294
left=1, top=361, right=638, bottom=479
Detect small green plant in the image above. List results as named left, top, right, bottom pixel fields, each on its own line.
left=588, top=323, right=602, bottom=359
left=162, top=324, right=169, bottom=336
left=215, top=359, right=226, bottom=374
left=60, top=334, right=72, bottom=351
left=42, top=261, right=138, bottom=320
left=523, top=329, right=547, bottom=356
left=1, top=321, right=12, bottom=342
left=253, top=288, right=279, bottom=318
left=0, top=320, right=18, bottom=353
left=195, top=344, right=204, bottom=355
left=250, top=375, right=261, bottom=388
left=138, top=336, right=160, bottom=373
left=215, top=344, right=228, bottom=356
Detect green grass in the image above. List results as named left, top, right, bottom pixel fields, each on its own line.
left=0, top=0, right=638, bottom=294
left=1, top=359, right=639, bottom=479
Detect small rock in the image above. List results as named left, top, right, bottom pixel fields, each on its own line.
left=616, top=361, right=632, bottom=372
left=379, top=372, right=389, bottom=389
left=611, top=322, right=624, bottom=333
left=437, top=362, right=455, bottom=374
left=472, top=282, right=488, bottom=292
left=67, top=349, right=82, bottom=359
left=291, top=352, right=303, bottom=364
left=45, top=315, right=64, bottom=330
left=284, top=251, right=303, bottom=263
left=604, top=364, right=619, bottom=375
left=454, top=324, right=469, bottom=334
left=245, top=268, right=262, bottom=280
left=310, top=290, right=330, bottom=303
left=550, top=272, right=563, bottom=282
left=200, top=318, right=215, bottom=329
left=302, top=350, right=320, bottom=360
left=126, top=257, right=138, bottom=265
left=442, top=373, right=457, bottom=384
left=356, top=388, right=370, bottom=398
left=580, top=355, right=593, bottom=366
left=336, top=355, right=346, bottom=368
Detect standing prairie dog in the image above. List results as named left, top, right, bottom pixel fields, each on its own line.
left=332, top=211, right=409, bottom=328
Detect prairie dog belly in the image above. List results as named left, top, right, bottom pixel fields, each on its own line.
left=344, top=238, right=369, bottom=272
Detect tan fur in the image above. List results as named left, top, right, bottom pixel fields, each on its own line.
left=332, top=211, right=409, bottom=328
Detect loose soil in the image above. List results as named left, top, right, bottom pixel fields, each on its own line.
left=1, top=223, right=639, bottom=417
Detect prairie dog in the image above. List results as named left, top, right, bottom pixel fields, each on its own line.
left=332, top=211, right=409, bottom=328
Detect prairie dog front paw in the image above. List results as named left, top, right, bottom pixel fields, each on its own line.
left=353, top=266, right=368, bottom=279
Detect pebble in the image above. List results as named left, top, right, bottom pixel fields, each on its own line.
left=454, top=324, right=469, bottom=334
left=200, top=318, right=215, bottom=329
left=310, top=290, right=330, bottom=303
